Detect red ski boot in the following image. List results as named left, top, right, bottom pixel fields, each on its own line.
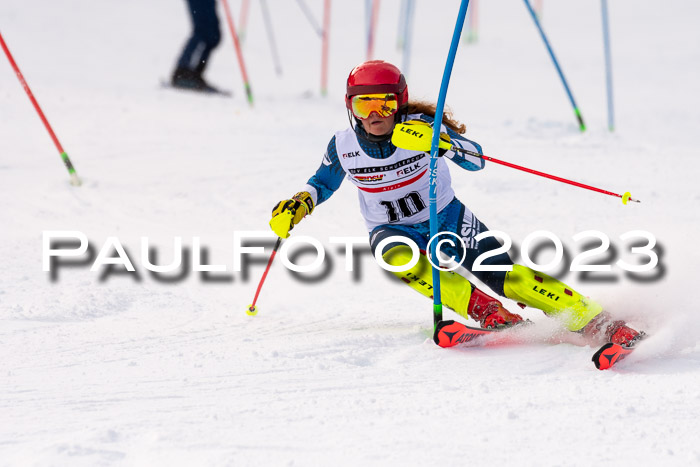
left=467, top=285, right=524, bottom=329
left=582, top=312, right=644, bottom=347
left=607, top=321, right=643, bottom=346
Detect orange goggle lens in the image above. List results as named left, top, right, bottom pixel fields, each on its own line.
left=350, top=93, right=399, bottom=119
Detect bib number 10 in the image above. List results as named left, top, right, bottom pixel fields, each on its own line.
left=379, top=192, right=427, bottom=223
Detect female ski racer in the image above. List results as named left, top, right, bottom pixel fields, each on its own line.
left=270, top=60, right=642, bottom=347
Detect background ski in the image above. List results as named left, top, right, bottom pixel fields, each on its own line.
left=159, top=80, right=232, bottom=97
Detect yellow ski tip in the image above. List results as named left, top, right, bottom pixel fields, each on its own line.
left=246, top=304, right=258, bottom=316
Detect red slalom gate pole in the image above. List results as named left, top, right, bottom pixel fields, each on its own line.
left=320, top=0, right=331, bottom=96
left=535, top=0, right=543, bottom=19
left=238, top=0, right=250, bottom=45
left=221, top=0, right=254, bottom=106
left=0, top=31, right=81, bottom=186
left=367, top=0, right=380, bottom=60
left=246, top=237, right=282, bottom=316
left=465, top=0, right=478, bottom=43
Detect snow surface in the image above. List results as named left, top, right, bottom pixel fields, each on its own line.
left=1, top=0, right=699, bottom=465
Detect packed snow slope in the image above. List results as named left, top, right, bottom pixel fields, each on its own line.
left=1, top=0, right=699, bottom=466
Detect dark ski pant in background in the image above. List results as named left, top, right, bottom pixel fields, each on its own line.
left=176, top=0, right=221, bottom=73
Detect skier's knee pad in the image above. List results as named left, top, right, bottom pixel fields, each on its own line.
left=503, top=264, right=602, bottom=331
left=382, top=245, right=472, bottom=318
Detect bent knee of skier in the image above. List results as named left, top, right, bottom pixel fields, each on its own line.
left=459, top=228, right=514, bottom=298
left=503, top=264, right=603, bottom=331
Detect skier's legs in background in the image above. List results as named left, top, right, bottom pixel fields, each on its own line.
left=172, top=0, right=222, bottom=91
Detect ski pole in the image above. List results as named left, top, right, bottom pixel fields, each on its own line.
left=246, top=237, right=282, bottom=316
left=466, top=150, right=637, bottom=203
left=392, top=121, right=640, bottom=205
left=221, top=0, right=254, bottom=106
left=523, top=0, right=585, bottom=132
left=0, top=31, right=81, bottom=186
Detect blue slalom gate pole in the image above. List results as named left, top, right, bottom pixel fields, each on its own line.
left=397, top=0, right=408, bottom=50
left=601, top=0, right=615, bottom=131
left=429, top=0, right=470, bottom=327
left=523, top=0, right=586, bottom=132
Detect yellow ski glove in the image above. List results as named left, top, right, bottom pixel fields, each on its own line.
left=394, top=120, right=452, bottom=155
left=269, top=191, right=315, bottom=238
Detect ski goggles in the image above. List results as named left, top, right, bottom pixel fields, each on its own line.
left=350, top=93, right=399, bottom=120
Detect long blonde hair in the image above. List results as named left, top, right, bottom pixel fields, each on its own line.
left=405, top=100, right=466, bottom=134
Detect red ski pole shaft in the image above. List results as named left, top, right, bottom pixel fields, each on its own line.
left=0, top=31, right=81, bottom=186
left=487, top=155, right=622, bottom=198
left=246, top=237, right=282, bottom=315
left=453, top=146, right=639, bottom=203
left=221, top=0, right=254, bottom=106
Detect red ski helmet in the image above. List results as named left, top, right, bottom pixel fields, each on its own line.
left=345, top=60, right=408, bottom=112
